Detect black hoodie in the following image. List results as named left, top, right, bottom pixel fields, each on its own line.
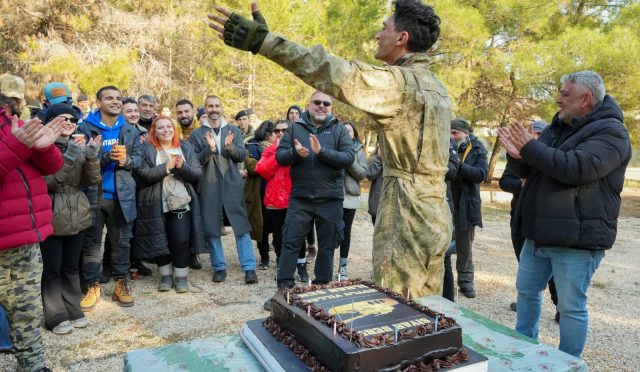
left=276, top=111, right=354, bottom=202
left=508, top=95, right=631, bottom=250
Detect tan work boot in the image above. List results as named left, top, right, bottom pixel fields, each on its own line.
left=112, top=278, right=135, bottom=307
left=80, top=283, right=101, bottom=312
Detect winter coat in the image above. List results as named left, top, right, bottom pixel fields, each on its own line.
left=451, top=134, right=488, bottom=232
left=188, top=120, right=252, bottom=238
left=45, top=138, right=101, bottom=236
left=77, top=117, right=142, bottom=223
left=344, top=142, right=368, bottom=197
left=133, top=141, right=205, bottom=259
left=276, top=111, right=355, bottom=202
left=258, top=34, right=453, bottom=297
left=508, top=95, right=631, bottom=250
left=0, top=108, right=63, bottom=250
left=366, top=154, right=383, bottom=218
left=244, top=139, right=268, bottom=241
left=256, top=142, right=291, bottom=209
left=499, top=167, right=522, bottom=217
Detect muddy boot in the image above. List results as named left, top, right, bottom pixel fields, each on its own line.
left=158, top=264, right=174, bottom=292
left=174, top=267, right=189, bottom=293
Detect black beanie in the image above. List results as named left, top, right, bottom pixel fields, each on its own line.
left=42, top=103, right=79, bottom=124
left=451, top=117, right=470, bottom=134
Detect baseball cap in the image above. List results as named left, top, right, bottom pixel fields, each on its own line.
left=531, top=120, right=548, bottom=133
left=43, top=82, right=72, bottom=105
left=0, top=74, right=26, bottom=100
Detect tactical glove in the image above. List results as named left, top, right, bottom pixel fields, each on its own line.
left=223, top=12, right=269, bottom=54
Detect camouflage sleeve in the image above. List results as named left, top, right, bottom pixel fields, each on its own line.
left=259, top=33, right=407, bottom=121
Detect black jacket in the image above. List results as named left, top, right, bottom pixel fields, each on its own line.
left=133, top=141, right=205, bottom=259
left=276, top=112, right=355, bottom=202
left=499, top=167, right=522, bottom=217
left=508, top=95, right=631, bottom=250
left=451, top=134, right=488, bottom=231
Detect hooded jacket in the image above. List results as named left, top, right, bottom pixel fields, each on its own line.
left=509, top=95, right=631, bottom=250
left=451, top=134, right=488, bottom=231
left=0, top=108, right=64, bottom=250
left=256, top=141, right=291, bottom=209
left=276, top=111, right=354, bottom=202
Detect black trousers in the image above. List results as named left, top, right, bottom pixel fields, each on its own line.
left=40, top=232, right=86, bottom=329
left=512, top=228, right=558, bottom=306
left=268, top=208, right=305, bottom=260
left=339, top=208, right=357, bottom=259
left=277, top=198, right=343, bottom=288
left=257, top=204, right=273, bottom=260
left=442, top=240, right=456, bottom=302
left=156, top=211, right=192, bottom=269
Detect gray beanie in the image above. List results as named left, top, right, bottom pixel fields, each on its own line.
left=451, top=117, right=470, bottom=134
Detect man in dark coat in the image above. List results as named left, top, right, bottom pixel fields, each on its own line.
left=263, top=91, right=354, bottom=310
left=188, top=95, right=258, bottom=284
left=449, top=118, right=488, bottom=299
left=498, top=70, right=631, bottom=358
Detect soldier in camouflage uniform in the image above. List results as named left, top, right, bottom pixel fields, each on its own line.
left=1, top=74, right=65, bottom=371
left=209, top=0, right=452, bottom=298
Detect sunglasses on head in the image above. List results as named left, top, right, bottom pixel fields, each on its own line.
left=312, top=100, right=332, bottom=107
left=273, top=128, right=287, bottom=134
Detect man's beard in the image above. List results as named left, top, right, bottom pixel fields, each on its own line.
left=311, top=113, right=327, bottom=123
left=179, top=117, right=193, bottom=127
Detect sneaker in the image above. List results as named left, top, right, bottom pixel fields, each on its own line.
left=175, top=277, right=189, bottom=293
left=296, top=263, right=309, bottom=283
left=338, top=264, right=348, bottom=281
left=158, top=275, right=174, bottom=292
left=112, top=278, right=135, bottom=307
left=70, top=317, right=89, bottom=328
left=99, top=267, right=111, bottom=284
left=80, top=283, right=101, bottom=312
left=189, top=254, right=203, bottom=270
left=245, top=270, right=258, bottom=284
left=510, top=302, right=517, bottom=312
left=212, top=270, right=227, bottom=283
left=259, top=257, right=269, bottom=270
left=306, top=245, right=317, bottom=262
left=51, top=320, right=73, bottom=335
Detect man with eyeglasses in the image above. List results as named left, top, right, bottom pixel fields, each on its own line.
left=262, top=91, right=354, bottom=310
left=209, top=0, right=453, bottom=299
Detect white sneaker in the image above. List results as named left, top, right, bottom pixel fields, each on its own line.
left=70, top=317, right=89, bottom=328
left=52, top=320, right=74, bottom=335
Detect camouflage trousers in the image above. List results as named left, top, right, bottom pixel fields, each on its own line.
left=0, top=244, right=45, bottom=372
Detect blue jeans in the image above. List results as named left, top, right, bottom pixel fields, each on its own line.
left=208, top=233, right=256, bottom=272
left=515, top=239, right=604, bottom=357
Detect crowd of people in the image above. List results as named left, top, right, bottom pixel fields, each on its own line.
left=0, top=0, right=632, bottom=370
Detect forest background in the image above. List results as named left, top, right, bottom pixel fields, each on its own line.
left=1, top=0, right=639, bottom=179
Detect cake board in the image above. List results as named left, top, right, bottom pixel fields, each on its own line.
left=240, top=319, right=488, bottom=372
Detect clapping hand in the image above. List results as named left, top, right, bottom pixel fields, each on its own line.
left=224, top=131, right=235, bottom=147
left=12, top=116, right=64, bottom=149
left=497, top=122, right=534, bottom=160
left=205, top=131, right=217, bottom=152
left=294, top=139, right=309, bottom=157
left=167, top=154, right=177, bottom=172
left=309, top=134, right=321, bottom=154
left=175, top=154, right=184, bottom=169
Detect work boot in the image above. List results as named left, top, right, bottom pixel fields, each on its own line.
left=212, top=270, right=227, bottom=283
left=296, top=262, right=309, bottom=283
left=189, top=254, right=203, bottom=270
left=80, top=283, right=101, bottom=312
left=174, top=267, right=189, bottom=293
left=245, top=270, right=258, bottom=284
left=306, top=245, right=316, bottom=262
left=338, top=257, right=348, bottom=281
left=460, top=287, right=476, bottom=299
left=113, top=278, right=135, bottom=307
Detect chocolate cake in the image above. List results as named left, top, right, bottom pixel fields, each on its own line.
left=265, top=279, right=468, bottom=371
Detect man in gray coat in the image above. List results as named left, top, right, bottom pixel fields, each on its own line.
left=188, top=95, right=258, bottom=284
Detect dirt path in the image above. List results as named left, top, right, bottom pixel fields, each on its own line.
left=1, top=197, right=639, bottom=371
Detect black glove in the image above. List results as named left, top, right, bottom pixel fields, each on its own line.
left=223, top=12, right=269, bottom=54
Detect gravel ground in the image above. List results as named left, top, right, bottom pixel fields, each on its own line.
left=1, top=200, right=639, bottom=371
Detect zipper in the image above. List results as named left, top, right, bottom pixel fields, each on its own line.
left=17, top=168, right=43, bottom=241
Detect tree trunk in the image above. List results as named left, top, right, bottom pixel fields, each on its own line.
left=485, top=70, right=517, bottom=183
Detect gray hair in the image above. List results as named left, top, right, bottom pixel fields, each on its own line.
left=137, top=94, right=156, bottom=104
left=560, top=71, right=605, bottom=105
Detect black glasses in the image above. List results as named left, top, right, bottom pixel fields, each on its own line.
left=64, top=117, right=79, bottom=124
left=312, top=100, right=332, bottom=107
left=274, top=128, right=287, bottom=134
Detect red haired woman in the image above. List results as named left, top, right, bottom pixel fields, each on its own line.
left=134, top=116, right=205, bottom=292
